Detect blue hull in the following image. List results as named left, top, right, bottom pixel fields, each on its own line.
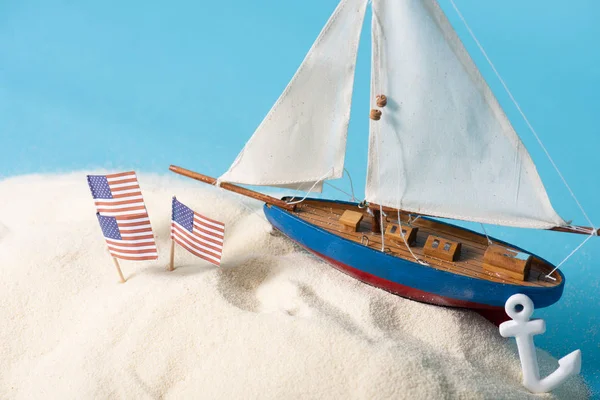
left=263, top=199, right=565, bottom=313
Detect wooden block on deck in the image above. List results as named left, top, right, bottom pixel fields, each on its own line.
left=385, top=223, right=418, bottom=246
left=423, top=235, right=461, bottom=262
left=339, top=210, right=363, bottom=233
left=483, top=245, right=531, bottom=281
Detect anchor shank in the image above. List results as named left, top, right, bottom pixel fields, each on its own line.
left=501, top=294, right=581, bottom=394
left=515, top=335, right=541, bottom=383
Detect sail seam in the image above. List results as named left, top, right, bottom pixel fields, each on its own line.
left=545, top=233, right=595, bottom=279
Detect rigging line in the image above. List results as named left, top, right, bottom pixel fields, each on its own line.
left=324, top=168, right=357, bottom=202
left=287, top=168, right=334, bottom=204
left=545, top=232, right=595, bottom=279
left=448, top=0, right=595, bottom=229
left=344, top=168, right=357, bottom=202
left=324, top=182, right=354, bottom=201
left=399, top=210, right=429, bottom=266
left=287, top=181, right=310, bottom=204
left=409, top=215, right=421, bottom=225
left=370, top=2, right=385, bottom=253
left=286, top=169, right=334, bottom=205
left=569, top=225, right=596, bottom=234
left=480, top=223, right=493, bottom=245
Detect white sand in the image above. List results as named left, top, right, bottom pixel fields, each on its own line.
left=0, top=173, right=589, bottom=399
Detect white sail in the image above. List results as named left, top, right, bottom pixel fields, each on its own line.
left=365, top=0, right=566, bottom=229
left=219, top=0, right=369, bottom=191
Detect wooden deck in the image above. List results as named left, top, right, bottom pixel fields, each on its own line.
left=289, top=199, right=561, bottom=288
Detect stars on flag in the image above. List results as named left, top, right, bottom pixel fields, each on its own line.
left=97, top=213, right=158, bottom=261
left=171, top=197, right=225, bottom=266
left=87, top=172, right=227, bottom=277
left=88, top=171, right=158, bottom=263
left=87, top=171, right=146, bottom=216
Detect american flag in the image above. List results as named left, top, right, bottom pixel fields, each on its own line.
left=87, top=171, right=146, bottom=216
left=171, top=197, right=224, bottom=266
left=97, top=213, right=158, bottom=261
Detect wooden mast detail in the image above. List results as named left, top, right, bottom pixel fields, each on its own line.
left=169, top=165, right=296, bottom=211
left=370, top=207, right=382, bottom=234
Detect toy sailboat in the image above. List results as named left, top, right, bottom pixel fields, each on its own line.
left=171, top=0, right=598, bottom=324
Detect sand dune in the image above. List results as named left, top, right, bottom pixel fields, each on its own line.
left=0, top=173, right=589, bottom=399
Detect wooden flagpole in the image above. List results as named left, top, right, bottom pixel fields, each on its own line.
left=168, top=239, right=175, bottom=271
left=112, top=257, right=126, bottom=283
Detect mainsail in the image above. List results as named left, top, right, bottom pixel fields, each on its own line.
left=219, top=0, right=369, bottom=191
left=365, top=0, right=566, bottom=229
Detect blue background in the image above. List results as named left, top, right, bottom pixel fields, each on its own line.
left=1, top=0, right=598, bottom=395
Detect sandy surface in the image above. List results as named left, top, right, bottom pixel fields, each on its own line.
left=0, top=173, right=589, bottom=399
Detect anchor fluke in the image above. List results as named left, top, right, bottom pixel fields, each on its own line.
left=559, top=349, right=582, bottom=376
left=524, top=350, right=582, bottom=393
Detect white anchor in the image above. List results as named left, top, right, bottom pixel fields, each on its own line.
left=499, top=294, right=582, bottom=393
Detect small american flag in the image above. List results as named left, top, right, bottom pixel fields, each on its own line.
left=171, top=197, right=224, bottom=266
left=87, top=171, right=146, bottom=216
left=97, top=213, right=158, bottom=261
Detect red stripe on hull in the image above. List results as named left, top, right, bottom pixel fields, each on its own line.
left=300, top=242, right=510, bottom=326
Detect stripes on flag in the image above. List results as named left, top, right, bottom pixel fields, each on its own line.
left=88, top=171, right=159, bottom=262
left=170, top=197, right=225, bottom=266
left=97, top=213, right=158, bottom=261
left=87, top=171, right=147, bottom=216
